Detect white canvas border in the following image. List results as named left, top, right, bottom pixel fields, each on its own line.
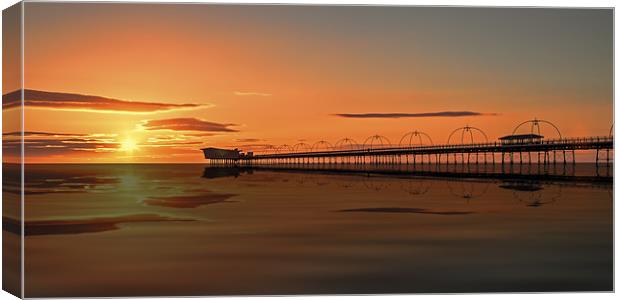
left=0, top=0, right=615, bottom=300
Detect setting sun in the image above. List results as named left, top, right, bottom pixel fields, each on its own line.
left=119, top=138, right=139, bottom=152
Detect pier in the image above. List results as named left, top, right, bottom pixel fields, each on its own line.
left=202, top=119, right=614, bottom=166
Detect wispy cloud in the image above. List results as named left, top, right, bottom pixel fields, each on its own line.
left=184, top=133, right=217, bottom=137
left=233, top=91, right=272, bottom=97
left=2, top=131, right=87, bottom=137
left=2, top=89, right=204, bottom=113
left=142, top=118, right=238, bottom=132
left=333, top=111, right=498, bottom=119
left=3, top=131, right=118, bottom=157
left=2, top=130, right=216, bottom=160
left=235, top=138, right=263, bottom=142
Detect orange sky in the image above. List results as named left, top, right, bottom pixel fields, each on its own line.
left=2, top=4, right=613, bottom=163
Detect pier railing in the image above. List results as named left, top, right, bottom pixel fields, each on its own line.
left=251, top=136, right=613, bottom=158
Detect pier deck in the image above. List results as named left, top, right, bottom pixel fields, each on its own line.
left=207, top=136, right=613, bottom=165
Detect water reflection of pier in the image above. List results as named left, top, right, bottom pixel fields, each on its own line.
left=202, top=164, right=611, bottom=208
left=498, top=180, right=563, bottom=207
left=203, top=163, right=612, bottom=183
left=447, top=180, right=490, bottom=201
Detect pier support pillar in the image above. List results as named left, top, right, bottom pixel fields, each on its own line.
left=596, top=149, right=599, bottom=165
left=607, top=149, right=610, bottom=165
left=563, top=150, right=566, bottom=165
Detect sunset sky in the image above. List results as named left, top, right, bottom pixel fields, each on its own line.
left=3, top=4, right=613, bottom=163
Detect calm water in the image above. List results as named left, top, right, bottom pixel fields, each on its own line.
left=11, top=164, right=613, bottom=296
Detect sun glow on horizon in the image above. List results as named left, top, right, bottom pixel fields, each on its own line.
left=10, top=4, right=611, bottom=163
left=119, top=138, right=139, bottom=153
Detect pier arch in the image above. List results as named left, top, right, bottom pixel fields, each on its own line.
left=512, top=118, right=562, bottom=139
left=334, top=138, right=360, bottom=150
left=447, top=125, right=488, bottom=145
left=363, top=135, right=392, bottom=150
left=293, top=142, right=311, bottom=153
left=311, top=140, right=333, bottom=152
left=399, top=130, right=433, bottom=147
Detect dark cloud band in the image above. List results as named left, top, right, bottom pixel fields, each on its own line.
left=3, top=133, right=118, bottom=157
left=142, top=118, right=238, bottom=132
left=2, top=89, right=202, bottom=113
left=333, top=111, right=497, bottom=119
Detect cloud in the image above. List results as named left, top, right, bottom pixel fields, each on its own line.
left=185, top=133, right=217, bottom=137
left=233, top=91, right=272, bottom=97
left=142, top=118, right=238, bottom=132
left=2, top=130, right=214, bottom=160
left=235, top=138, right=263, bottom=142
left=3, top=131, right=87, bottom=137
left=333, top=111, right=498, bottom=119
left=2, top=89, right=203, bottom=113
left=142, top=140, right=204, bottom=148
left=3, top=131, right=118, bottom=157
